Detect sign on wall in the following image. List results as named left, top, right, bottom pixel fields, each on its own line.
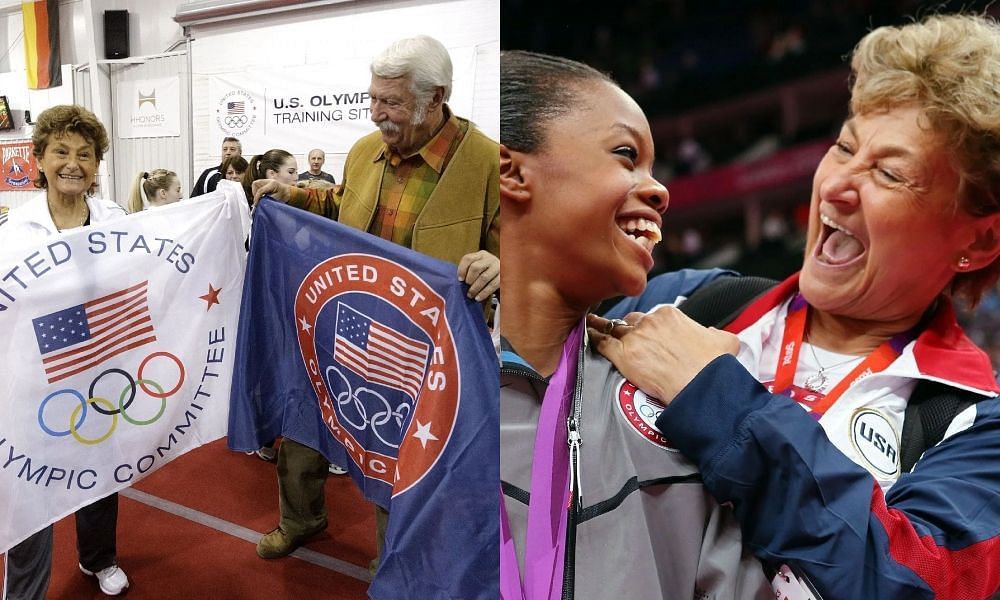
left=0, top=140, right=38, bottom=191
left=207, top=49, right=475, bottom=155
left=115, top=76, right=181, bottom=139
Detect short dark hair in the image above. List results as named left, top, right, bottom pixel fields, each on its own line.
left=222, top=155, right=248, bottom=176
left=500, top=50, right=616, bottom=153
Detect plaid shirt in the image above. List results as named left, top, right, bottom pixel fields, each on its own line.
left=368, top=107, right=468, bottom=246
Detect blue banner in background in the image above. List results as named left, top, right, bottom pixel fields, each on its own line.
left=228, top=198, right=499, bottom=599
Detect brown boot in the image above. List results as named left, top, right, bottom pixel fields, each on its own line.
left=255, top=524, right=326, bottom=559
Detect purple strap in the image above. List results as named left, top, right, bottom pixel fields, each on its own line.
left=499, top=320, right=584, bottom=600
left=500, top=490, right=526, bottom=600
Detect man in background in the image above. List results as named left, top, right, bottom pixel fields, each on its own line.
left=191, top=137, right=241, bottom=197
left=297, top=148, right=336, bottom=185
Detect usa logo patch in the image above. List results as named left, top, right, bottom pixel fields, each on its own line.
left=294, top=253, right=460, bottom=496
left=616, top=380, right=676, bottom=450
left=849, top=408, right=900, bottom=478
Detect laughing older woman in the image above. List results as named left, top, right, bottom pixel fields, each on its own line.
left=591, top=13, right=1000, bottom=599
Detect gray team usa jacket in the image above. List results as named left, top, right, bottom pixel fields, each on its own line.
left=500, top=335, right=771, bottom=600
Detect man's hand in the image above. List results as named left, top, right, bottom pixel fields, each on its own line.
left=457, top=250, right=499, bottom=302
left=297, top=179, right=337, bottom=191
left=252, top=179, right=292, bottom=205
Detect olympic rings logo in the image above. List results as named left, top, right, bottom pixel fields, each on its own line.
left=224, top=115, right=248, bottom=128
left=37, top=352, right=186, bottom=445
left=326, top=364, right=411, bottom=449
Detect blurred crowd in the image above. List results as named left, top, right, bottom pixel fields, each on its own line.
left=504, top=0, right=1000, bottom=378
left=504, top=0, right=995, bottom=114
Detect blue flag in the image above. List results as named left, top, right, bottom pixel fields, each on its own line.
left=228, top=199, right=499, bottom=599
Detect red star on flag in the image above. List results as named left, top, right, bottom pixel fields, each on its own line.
left=199, top=284, right=221, bottom=310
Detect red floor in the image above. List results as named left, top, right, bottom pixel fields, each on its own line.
left=2, top=439, right=373, bottom=599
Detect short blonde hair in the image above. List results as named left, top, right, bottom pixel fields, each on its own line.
left=850, top=13, right=1000, bottom=304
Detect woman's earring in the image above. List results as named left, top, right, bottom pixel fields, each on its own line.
left=957, top=256, right=972, bottom=270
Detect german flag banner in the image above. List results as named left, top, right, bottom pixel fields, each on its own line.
left=21, top=0, right=61, bottom=90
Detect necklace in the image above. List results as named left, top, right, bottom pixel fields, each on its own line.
left=774, top=294, right=914, bottom=417
left=50, top=200, right=90, bottom=232
left=801, top=340, right=863, bottom=393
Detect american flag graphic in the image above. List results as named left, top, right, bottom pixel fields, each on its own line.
left=227, top=101, right=245, bottom=114
left=32, top=281, right=156, bottom=384
left=333, top=304, right=429, bottom=400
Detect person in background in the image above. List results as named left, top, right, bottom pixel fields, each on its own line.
left=191, top=136, right=241, bottom=197
left=591, top=13, right=1000, bottom=598
left=0, top=105, right=130, bottom=598
left=127, top=169, right=182, bottom=213
left=239, top=148, right=298, bottom=463
left=297, top=148, right=336, bottom=185
left=239, top=149, right=349, bottom=474
left=222, top=155, right=249, bottom=182
left=240, top=149, right=297, bottom=207
left=251, top=34, right=499, bottom=573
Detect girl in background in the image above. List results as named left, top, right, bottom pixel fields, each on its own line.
left=241, top=149, right=296, bottom=207
left=127, top=169, right=182, bottom=213
left=240, top=148, right=297, bottom=461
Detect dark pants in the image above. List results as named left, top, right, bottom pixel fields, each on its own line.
left=369, top=505, right=389, bottom=575
left=3, top=493, right=118, bottom=600
left=276, top=440, right=387, bottom=570
left=277, top=439, right=329, bottom=537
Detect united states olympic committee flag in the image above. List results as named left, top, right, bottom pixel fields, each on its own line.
left=0, top=183, right=250, bottom=553
left=228, top=200, right=499, bottom=599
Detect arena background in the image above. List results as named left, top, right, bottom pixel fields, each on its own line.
left=501, top=0, right=1000, bottom=373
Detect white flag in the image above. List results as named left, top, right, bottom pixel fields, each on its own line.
left=0, top=182, right=250, bottom=552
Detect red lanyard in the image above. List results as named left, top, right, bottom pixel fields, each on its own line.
left=773, top=295, right=911, bottom=418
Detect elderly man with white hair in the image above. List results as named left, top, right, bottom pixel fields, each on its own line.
left=252, top=35, right=499, bottom=573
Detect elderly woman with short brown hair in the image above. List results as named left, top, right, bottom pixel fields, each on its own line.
left=3, top=105, right=124, bottom=242
left=1, top=105, right=130, bottom=596
left=592, top=13, right=1000, bottom=598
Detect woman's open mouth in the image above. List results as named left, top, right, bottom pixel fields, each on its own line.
left=617, top=217, right=662, bottom=253
left=815, top=213, right=866, bottom=266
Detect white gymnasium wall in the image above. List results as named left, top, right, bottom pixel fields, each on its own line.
left=0, top=0, right=498, bottom=211
left=0, top=0, right=187, bottom=210
left=0, top=0, right=184, bottom=67
left=109, top=53, right=190, bottom=205
left=188, top=0, right=499, bottom=183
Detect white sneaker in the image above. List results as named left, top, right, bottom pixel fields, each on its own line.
left=79, top=563, right=130, bottom=595
left=254, top=446, right=277, bottom=461
left=328, top=463, right=348, bottom=475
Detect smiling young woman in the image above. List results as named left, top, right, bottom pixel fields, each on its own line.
left=498, top=50, right=771, bottom=600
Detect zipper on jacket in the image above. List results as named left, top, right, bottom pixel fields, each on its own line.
left=562, top=340, right=586, bottom=600
left=500, top=365, right=547, bottom=384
